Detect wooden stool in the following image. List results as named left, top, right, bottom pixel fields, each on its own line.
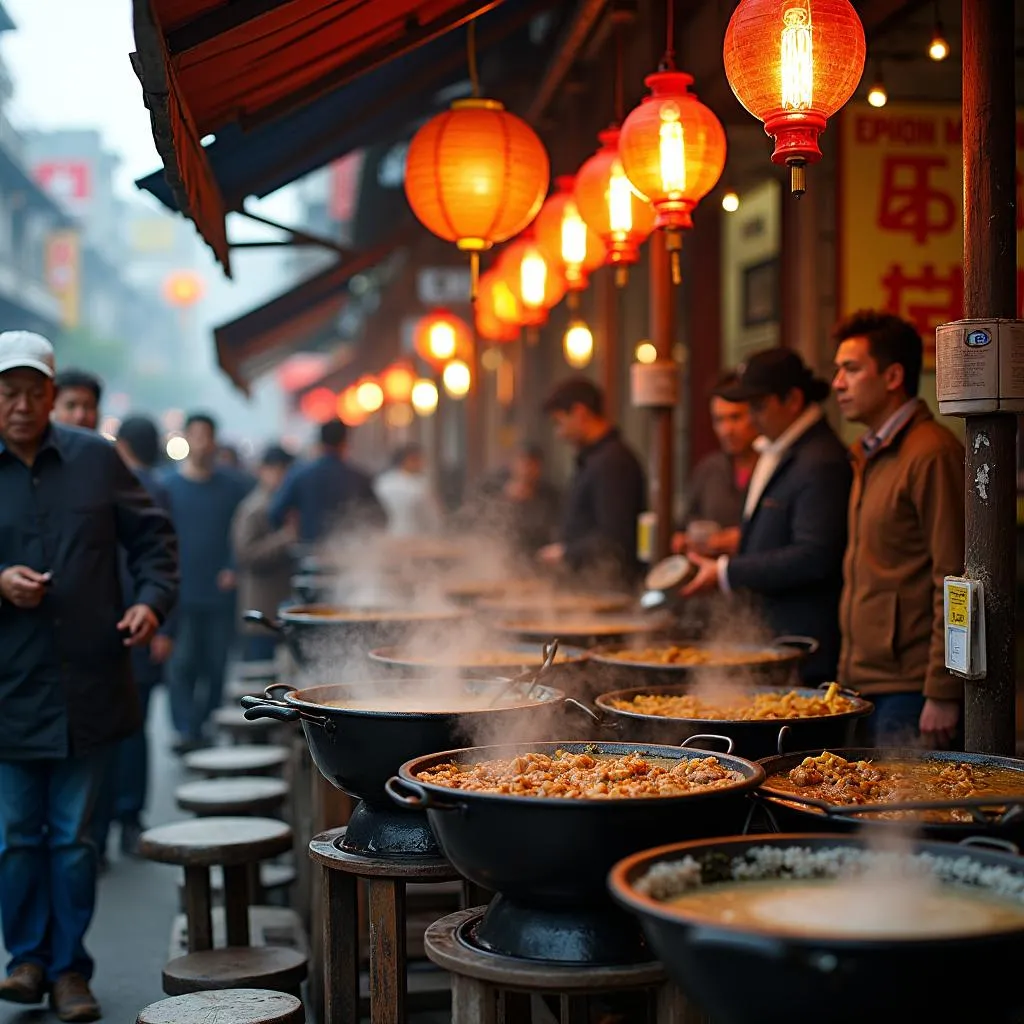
left=176, top=777, right=290, bottom=818
left=137, top=988, right=304, bottom=1024
left=184, top=745, right=290, bottom=778
left=177, top=864, right=296, bottom=910
left=309, top=826, right=461, bottom=1024
left=162, top=947, right=307, bottom=997
left=212, top=706, right=282, bottom=745
left=424, top=908, right=703, bottom=1024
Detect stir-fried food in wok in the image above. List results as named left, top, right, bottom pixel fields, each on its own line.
left=766, top=751, right=1024, bottom=822
left=603, top=645, right=789, bottom=666
left=608, top=683, right=856, bottom=721
left=416, top=749, right=743, bottom=799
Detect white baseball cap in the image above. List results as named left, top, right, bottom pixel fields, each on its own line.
left=0, top=331, right=55, bottom=378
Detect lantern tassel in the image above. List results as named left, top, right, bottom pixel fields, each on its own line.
left=789, top=161, right=807, bottom=198
left=666, top=228, right=683, bottom=286
left=615, top=266, right=629, bottom=288
left=470, top=252, right=480, bottom=301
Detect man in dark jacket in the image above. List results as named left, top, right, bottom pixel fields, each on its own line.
left=683, top=349, right=852, bottom=682
left=0, top=333, right=178, bottom=1021
left=539, top=377, right=647, bottom=586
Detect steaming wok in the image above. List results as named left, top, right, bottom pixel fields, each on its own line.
left=368, top=641, right=589, bottom=677
left=493, top=613, right=668, bottom=646
left=387, top=738, right=763, bottom=963
left=757, top=746, right=1024, bottom=844
left=475, top=591, right=634, bottom=617
left=610, top=833, right=1024, bottom=1024
left=593, top=684, right=873, bottom=761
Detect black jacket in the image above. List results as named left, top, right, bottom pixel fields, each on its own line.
left=562, top=429, right=647, bottom=585
left=0, top=426, right=179, bottom=759
left=726, top=417, right=851, bottom=683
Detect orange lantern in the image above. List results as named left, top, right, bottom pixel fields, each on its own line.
left=337, top=387, right=368, bottom=427
left=298, top=387, right=338, bottom=424
left=380, top=362, right=416, bottom=405
left=475, top=270, right=521, bottom=343
left=354, top=377, right=385, bottom=414
left=618, top=71, right=727, bottom=234
left=403, top=98, right=549, bottom=289
left=574, top=128, right=657, bottom=284
left=163, top=270, right=204, bottom=308
left=533, top=176, right=607, bottom=293
left=413, top=310, right=472, bottom=369
left=496, top=234, right=567, bottom=328
left=723, top=0, right=865, bottom=195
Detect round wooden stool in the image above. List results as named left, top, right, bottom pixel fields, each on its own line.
left=140, top=817, right=293, bottom=951
left=309, top=826, right=462, bottom=1024
left=424, top=908, right=701, bottom=1024
left=212, top=706, right=282, bottom=745
left=163, top=946, right=307, bottom=997
left=137, top=988, right=304, bottom=1024
left=176, top=777, right=290, bottom=818
left=184, top=745, right=290, bottom=778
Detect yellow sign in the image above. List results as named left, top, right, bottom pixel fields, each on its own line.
left=946, top=582, right=969, bottom=628
left=44, top=230, right=80, bottom=329
left=838, top=102, right=1024, bottom=365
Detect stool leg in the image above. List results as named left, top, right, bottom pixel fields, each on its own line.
left=222, top=864, right=251, bottom=947
left=461, top=880, right=491, bottom=909
left=452, top=974, right=497, bottom=1024
left=656, top=983, right=709, bottom=1024
left=367, top=877, right=406, bottom=1024
left=499, top=990, right=533, bottom=1023
left=559, top=994, right=588, bottom=1024
left=322, top=866, right=359, bottom=1024
left=183, top=866, right=213, bottom=953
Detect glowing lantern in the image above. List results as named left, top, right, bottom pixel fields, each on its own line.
left=163, top=270, right=204, bottom=308
left=496, top=234, right=567, bottom=328
left=533, top=176, right=607, bottom=293
left=381, top=362, right=416, bottom=405
left=574, top=128, right=657, bottom=284
left=618, top=72, right=727, bottom=235
left=475, top=270, right=520, bottom=343
left=337, top=387, right=368, bottom=427
left=386, top=404, right=414, bottom=429
left=411, top=378, right=439, bottom=416
left=403, top=98, right=549, bottom=289
left=355, top=377, right=384, bottom=414
left=442, top=359, right=472, bottom=399
left=723, top=0, right=866, bottom=195
left=298, top=387, right=338, bottom=424
left=413, top=310, right=471, bottom=368
left=563, top=320, right=594, bottom=369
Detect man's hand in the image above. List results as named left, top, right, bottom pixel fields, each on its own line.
left=0, top=566, right=51, bottom=609
left=919, top=697, right=960, bottom=747
left=681, top=553, right=721, bottom=598
left=217, top=569, right=237, bottom=592
left=537, top=543, right=566, bottom=565
left=150, top=634, right=174, bottom=664
left=118, top=605, right=160, bottom=647
left=708, top=526, right=741, bottom=558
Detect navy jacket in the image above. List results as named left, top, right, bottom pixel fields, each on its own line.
left=0, top=426, right=179, bottom=759
left=726, top=418, right=852, bottom=683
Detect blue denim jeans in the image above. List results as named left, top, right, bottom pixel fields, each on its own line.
left=242, top=633, right=278, bottom=663
left=0, top=750, right=110, bottom=981
left=169, top=607, right=234, bottom=742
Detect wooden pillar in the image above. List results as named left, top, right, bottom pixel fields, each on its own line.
left=598, top=266, right=620, bottom=422
left=466, top=331, right=485, bottom=482
left=649, top=232, right=675, bottom=562
left=962, top=0, right=1018, bottom=755
left=780, top=180, right=821, bottom=367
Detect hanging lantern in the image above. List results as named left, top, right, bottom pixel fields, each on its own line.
left=442, top=359, right=472, bottom=399
left=563, top=319, right=594, bottom=369
left=337, top=387, right=368, bottom=427
left=354, top=377, right=384, bottom=414
left=574, top=128, right=657, bottom=286
left=411, top=378, right=439, bottom=416
left=413, top=310, right=472, bottom=368
left=723, top=0, right=866, bottom=195
left=404, top=98, right=549, bottom=292
left=299, top=387, right=338, bottom=424
left=475, top=270, right=521, bottom=343
left=496, top=233, right=567, bottom=328
left=381, top=362, right=416, bottom=405
left=533, top=176, right=607, bottom=296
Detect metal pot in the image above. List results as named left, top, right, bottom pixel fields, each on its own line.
left=386, top=738, right=764, bottom=963
left=593, top=683, right=873, bottom=761
left=757, top=746, right=1024, bottom=843
left=367, top=641, right=589, bottom=678
left=610, top=833, right=1024, bottom=1024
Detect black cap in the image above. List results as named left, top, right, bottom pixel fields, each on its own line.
left=720, top=349, right=830, bottom=404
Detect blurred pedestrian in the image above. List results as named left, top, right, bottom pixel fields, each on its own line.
left=0, top=332, right=177, bottom=1021
left=163, top=413, right=250, bottom=750
left=52, top=369, right=102, bottom=432
left=233, top=444, right=297, bottom=663
left=374, top=443, right=444, bottom=537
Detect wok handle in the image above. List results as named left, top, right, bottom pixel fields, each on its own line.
left=384, top=776, right=465, bottom=812
left=680, top=733, right=735, bottom=755
left=958, top=835, right=1021, bottom=856
left=265, top=682, right=296, bottom=700
left=776, top=725, right=792, bottom=756
left=240, top=695, right=299, bottom=723
left=774, top=635, right=819, bottom=655
left=244, top=610, right=284, bottom=635
left=564, top=698, right=619, bottom=731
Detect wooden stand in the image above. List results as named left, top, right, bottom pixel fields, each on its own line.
left=424, top=907, right=708, bottom=1024
left=309, top=827, right=461, bottom=1024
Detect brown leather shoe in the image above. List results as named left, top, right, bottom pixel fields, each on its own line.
left=0, top=963, right=46, bottom=1004
left=49, top=973, right=101, bottom=1022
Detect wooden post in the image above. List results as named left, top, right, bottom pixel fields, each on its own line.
left=466, top=331, right=485, bottom=483
left=962, top=0, right=1017, bottom=755
left=649, top=231, right=675, bottom=562
left=598, top=266, right=620, bottom=423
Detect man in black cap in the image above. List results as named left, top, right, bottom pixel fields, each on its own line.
left=682, top=348, right=851, bottom=682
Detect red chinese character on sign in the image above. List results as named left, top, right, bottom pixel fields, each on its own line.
left=877, top=156, right=956, bottom=245
left=879, top=264, right=964, bottom=339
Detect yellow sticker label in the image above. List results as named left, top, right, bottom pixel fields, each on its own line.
left=947, top=585, right=970, bottom=628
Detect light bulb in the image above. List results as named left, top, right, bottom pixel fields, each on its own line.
left=658, top=102, right=686, bottom=195
left=635, top=341, right=658, bottom=364
left=928, top=33, right=949, bottom=61
left=563, top=321, right=594, bottom=369
left=166, top=435, right=189, bottom=461
left=520, top=249, right=548, bottom=308
left=608, top=159, right=634, bottom=234
left=722, top=191, right=740, bottom=213
left=867, top=79, right=888, bottom=108
left=427, top=321, right=457, bottom=361
left=355, top=380, right=384, bottom=413
left=560, top=201, right=588, bottom=267
left=442, top=359, right=472, bottom=398
left=780, top=5, right=814, bottom=111
left=410, top=379, right=439, bottom=416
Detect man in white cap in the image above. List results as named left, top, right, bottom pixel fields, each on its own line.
left=0, top=332, right=178, bottom=1021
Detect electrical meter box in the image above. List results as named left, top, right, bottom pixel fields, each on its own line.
left=943, top=576, right=986, bottom=680
left=935, top=318, right=1024, bottom=416
left=631, top=361, right=678, bottom=408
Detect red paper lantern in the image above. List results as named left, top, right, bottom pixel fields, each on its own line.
left=413, top=310, right=472, bottom=368
left=475, top=270, right=521, bottom=343
left=574, top=128, right=657, bottom=277
left=299, top=387, right=338, bottom=424
left=380, top=362, right=416, bottom=405
left=723, top=0, right=865, bottom=194
left=618, top=71, right=727, bottom=233
left=337, top=387, right=368, bottom=427
left=533, top=176, right=607, bottom=291
left=496, top=234, right=567, bottom=328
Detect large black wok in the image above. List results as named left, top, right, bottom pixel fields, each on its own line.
left=757, top=746, right=1024, bottom=844
left=387, top=738, right=764, bottom=963
left=593, top=683, right=873, bottom=761
left=610, top=833, right=1024, bottom=1024
left=241, top=678, right=573, bottom=858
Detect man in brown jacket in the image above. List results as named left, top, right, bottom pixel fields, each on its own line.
left=832, top=311, right=965, bottom=746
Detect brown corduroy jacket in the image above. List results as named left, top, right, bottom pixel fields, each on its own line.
left=838, top=401, right=965, bottom=701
